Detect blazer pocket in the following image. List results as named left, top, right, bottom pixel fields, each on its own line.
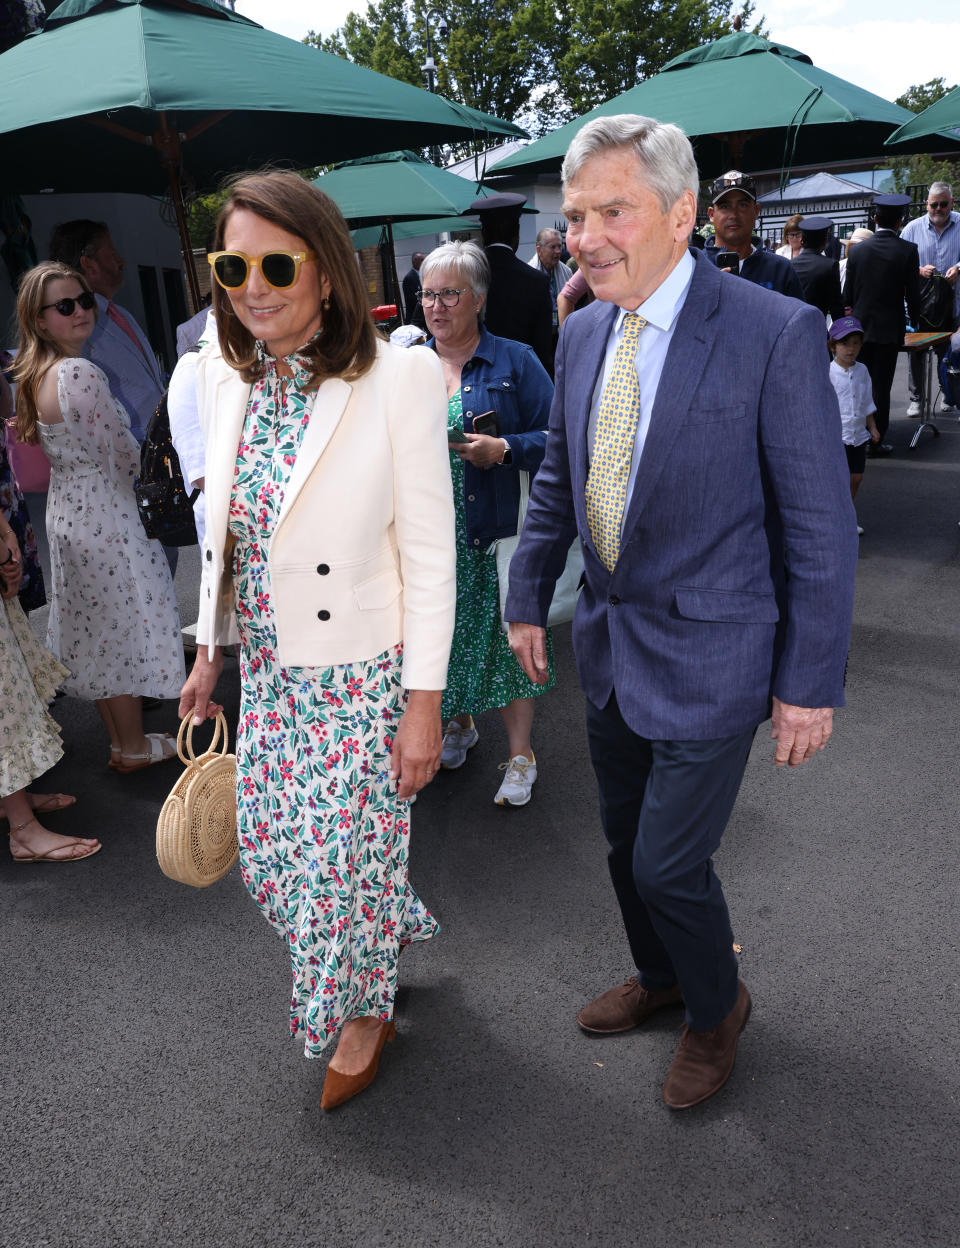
left=353, top=567, right=403, bottom=611
left=675, top=586, right=779, bottom=623
left=681, top=404, right=748, bottom=426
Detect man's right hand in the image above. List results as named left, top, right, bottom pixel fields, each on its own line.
left=508, top=622, right=550, bottom=685
left=178, top=645, right=225, bottom=725
left=919, top=263, right=937, bottom=279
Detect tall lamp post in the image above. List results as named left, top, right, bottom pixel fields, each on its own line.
left=422, top=7, right=448, bottom=94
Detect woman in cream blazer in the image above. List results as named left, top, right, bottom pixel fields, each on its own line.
left=179, top=172, right=455, bottom=1112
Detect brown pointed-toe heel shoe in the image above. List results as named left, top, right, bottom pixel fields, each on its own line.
left=662, top=980, right=751, bottom=1110
left=577, top=977, right=684, bottom=1034
left=321, top=1019, right=396, bottom=1111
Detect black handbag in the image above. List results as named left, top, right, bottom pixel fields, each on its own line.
left=134, top=388, right=200, bottom=547
left=917, top=273, right=954, bottom=331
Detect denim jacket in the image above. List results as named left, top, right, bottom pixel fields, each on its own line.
left=429, top=326, right=554, bottom=548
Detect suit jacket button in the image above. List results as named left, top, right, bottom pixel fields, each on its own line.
left=463, top=385, right=471, bottom=392
left=316, top=563, right=330, bottom=575
left=317, top=609, right=331, bottom=621
left=608, top=594, right=621, bottom=605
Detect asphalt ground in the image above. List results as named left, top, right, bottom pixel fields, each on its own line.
left=3, top=357, right=959, bottom=1248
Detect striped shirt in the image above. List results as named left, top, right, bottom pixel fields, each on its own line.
left=900, top=211, right=960, bottom=319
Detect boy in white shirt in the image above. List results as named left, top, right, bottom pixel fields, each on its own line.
left=828, top=315, right=878, bottom=536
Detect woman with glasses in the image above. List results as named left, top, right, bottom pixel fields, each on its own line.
left=419, top=241, right=555, bottom=806
left=179, top=172, right=455, bottom=1112
left=776, top=215, right=804, bottom=260
left=12, top=262, right=184, bottom=775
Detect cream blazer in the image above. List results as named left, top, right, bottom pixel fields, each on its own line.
left=195, top=337, right=456, bottom=691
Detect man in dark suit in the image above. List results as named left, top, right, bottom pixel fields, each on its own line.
left=506, top=115, right=858, bottom=1110
left=469, top=193, right=554, bottom=375
left=843, top=193, right=922, bottom=455
left=401, top=251, right=426, bottom=329
left=792, top=215, right=845, bottom=322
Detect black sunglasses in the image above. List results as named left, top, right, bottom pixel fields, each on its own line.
left=929, top=200, right=951, bottom=209
left=40, top=290, right=97, bottom=317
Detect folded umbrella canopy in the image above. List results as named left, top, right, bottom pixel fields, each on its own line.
left=0, top=0, right=525, bottom=302
left=492, top=32, right=953, bottom=181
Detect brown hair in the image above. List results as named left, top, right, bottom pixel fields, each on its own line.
left=782, top=213, right=803, bottom=238
left=12, top=261, right=97, bottom=445
left=212, top=171, right=377, bottom=386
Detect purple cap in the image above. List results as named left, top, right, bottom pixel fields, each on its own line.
left=829, top=316, right=864, bottom=341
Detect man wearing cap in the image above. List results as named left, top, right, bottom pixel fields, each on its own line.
left=470, top=193, right=554, bottom=376
left=705, top=172, right=804, bottom=299
left=900, top=182, right=960, bottom=414
left=843, top=193, right=922, bottom=455
left=505, top=114, right=857, bottom=1111
left=791, top=216, right=845, bottom=322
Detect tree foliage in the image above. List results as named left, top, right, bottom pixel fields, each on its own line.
left=894, top=78, right=956, bottom=114
left=306, top=0, right=763, bottom=135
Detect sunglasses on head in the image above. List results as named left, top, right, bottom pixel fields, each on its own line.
left=207, top=250, right=316, bottom=292
left=929, top=200, right=951, bottom=209
left=40, top=290, right=97, bottom=317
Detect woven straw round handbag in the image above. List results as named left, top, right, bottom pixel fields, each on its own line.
left=156, top=712, right=238, bottom=888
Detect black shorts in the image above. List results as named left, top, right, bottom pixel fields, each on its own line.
left=845, top=442, right=867, bottom=474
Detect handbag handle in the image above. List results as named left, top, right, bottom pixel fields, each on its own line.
left=176, top=711, right=229, bottom=766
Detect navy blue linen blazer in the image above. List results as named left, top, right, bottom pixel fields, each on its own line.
left=503, top=249, right=859, bottom=740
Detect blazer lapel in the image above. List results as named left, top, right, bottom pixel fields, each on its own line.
left=202, top=360, right=250, bottom=562
left=619, top=253, right=721, bottom=548
left=570, top=303, right=617, bottom=541
left=274, top=376, right=352, bottom=536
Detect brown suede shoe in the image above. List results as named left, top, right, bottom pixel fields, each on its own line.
left=577, top=976, right=684, bottom=1034
left=662, top=980, right=751, bottom=1109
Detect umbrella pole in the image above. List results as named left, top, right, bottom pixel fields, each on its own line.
left=154, top=114, right=201, bottom=312
left=386, top=219, right=405, bottom=325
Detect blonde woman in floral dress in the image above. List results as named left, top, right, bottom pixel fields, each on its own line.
left=12, top=263, right=185, bottom=772
left=179, top=172, right=455, bottom=1111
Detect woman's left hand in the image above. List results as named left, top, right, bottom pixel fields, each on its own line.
left=0, top=530, right=22, bottom=599
left=449, top=432, right=507, bottom=469
left=390, top=690, right=443, bottom=800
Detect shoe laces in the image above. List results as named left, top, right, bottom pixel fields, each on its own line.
left=498, top=755, right=531, bottom=782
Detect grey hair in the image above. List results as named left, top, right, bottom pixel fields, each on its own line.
left=929, top=181, right=953, bottom=201
left=536, top=227, right=561, bottom=246
left=420, top=240, right=490, bottom=300
left=561, top=114, right=699, bottom=214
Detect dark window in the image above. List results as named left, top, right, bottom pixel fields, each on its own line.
left=137, top=265, right=169, bottom=374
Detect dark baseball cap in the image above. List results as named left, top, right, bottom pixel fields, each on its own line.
left=710, top=171, right=758, bottom=204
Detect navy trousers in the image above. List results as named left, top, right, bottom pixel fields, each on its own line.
left=585, top=692, right=756, bottom=1031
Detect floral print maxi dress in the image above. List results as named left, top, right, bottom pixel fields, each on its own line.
left=229, top=348, right=439, bottom=1059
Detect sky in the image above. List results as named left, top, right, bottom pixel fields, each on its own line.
left=234, top=0, right=960, bottom=106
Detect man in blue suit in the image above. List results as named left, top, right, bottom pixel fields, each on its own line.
left=505, top=115, right=858, bottom=1110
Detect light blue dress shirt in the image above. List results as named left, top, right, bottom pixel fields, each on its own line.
left=587, top=249, right=695, bottom=528
left=900, top=211, right=960, bottom=320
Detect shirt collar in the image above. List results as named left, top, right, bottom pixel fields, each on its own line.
left=254, top=334, right=318, bottom=391
left=612, top=248, right=694, bottom=335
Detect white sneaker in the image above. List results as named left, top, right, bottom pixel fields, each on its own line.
left=494, top=753, right=537, bottom=806
left=440, top=718, right=479, bottom=769
left=907, top=399, right=922, bottom=417
left=942, top=402, right=956, bottom=413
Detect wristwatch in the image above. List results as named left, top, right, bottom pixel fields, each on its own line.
left=499, top=439, right=512, bottom=465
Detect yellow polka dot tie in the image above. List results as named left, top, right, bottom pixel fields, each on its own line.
left=585, top=312, right=647, bottom=572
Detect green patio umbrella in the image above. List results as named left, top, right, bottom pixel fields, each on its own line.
left=884, top=86, right=960, bottom=147
left=0, top=0, right=525, bottom=303
left=350, top=217, right=479, bottom=251
left=316, top=151, right=486, bottom=229
left=492, top=32, right=951, bottom=181
left=317, top=151, right=502, bottom=320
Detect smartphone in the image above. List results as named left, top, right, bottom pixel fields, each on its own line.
left=447, top=425, right=470, bottom=443
left=472, top=410, right=499, bottom=437
left=715, top=251, right=740, bottom=275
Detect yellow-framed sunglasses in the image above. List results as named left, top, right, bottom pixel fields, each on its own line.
left=207, top=249, right=317, bottom=292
